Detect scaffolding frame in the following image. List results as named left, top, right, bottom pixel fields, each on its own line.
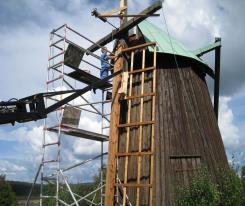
left=26, top=24, right=112, bottom=206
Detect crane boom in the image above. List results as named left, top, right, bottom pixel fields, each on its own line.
left=0, top=70, right=122, bottom=125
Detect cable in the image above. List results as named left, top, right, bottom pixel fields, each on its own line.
left=91, top=8, right=118, bottom=29
left=161, top=6, right=179, bottom=69
left=160, top=4, right=209, bottom=150
left=107, top=21, right=118, bottom=29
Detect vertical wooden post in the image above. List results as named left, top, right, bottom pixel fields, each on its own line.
left=150, top=46, right=157, bottom=206
left=122, top=51, right=134, bottom=206
left=136, top=49, right=146, bottom=206
left=104, top=43, right=124, bottom=206
left=120, top=0, right=128, bottom=26
left=214, top=37, right=221, bottom=120
left=105, top=2, right=128, bottom=205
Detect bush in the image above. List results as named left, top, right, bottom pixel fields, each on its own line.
left=174, top=166, right=244, bottom=206
left=216, top=167, right=243, bottom=206
left=174, top=169, right=220, bottom=206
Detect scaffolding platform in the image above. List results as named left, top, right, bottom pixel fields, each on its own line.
left=47, top=124, right=109, bottom=142
left=67, top=69, right=112, bottom=89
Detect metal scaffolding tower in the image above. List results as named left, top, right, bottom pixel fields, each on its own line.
left=26, top=24, right=112, bottom=206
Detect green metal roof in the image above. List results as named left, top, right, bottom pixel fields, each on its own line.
left=138, top=20, right=204, bottom=64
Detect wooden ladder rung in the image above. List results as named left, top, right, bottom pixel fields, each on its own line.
left=125, top=93, right=155, bottom=100
left=117, top=152, right=153, bottom=157
left=128, top=66, right=155, bottom=74
left=114, top=183, right=152, bottom=188
left=118, top=121, right=154, bottom=128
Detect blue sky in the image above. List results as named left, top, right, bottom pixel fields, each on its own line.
left=0, top=0, right=245, bottom=182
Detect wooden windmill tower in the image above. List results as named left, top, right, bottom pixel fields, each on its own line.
left=90, top=1, right=228, bottom=205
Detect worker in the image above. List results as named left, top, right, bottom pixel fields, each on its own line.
left=93, top=47, right=115, bottom=94
left=100, top=47, right=115, bottom=79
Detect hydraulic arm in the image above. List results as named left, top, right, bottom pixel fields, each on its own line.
left=0, top=70, right=122, bottom=125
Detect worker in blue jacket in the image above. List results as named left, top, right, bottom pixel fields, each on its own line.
left=100, top=47, right=115, bottom=79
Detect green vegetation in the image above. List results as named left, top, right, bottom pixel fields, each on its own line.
left=174, top=166, right=245, bottom=206
left=0, top=175, right=18, bottom=206
left=42, top=182, right=100, bottom=206
left=175, top=169, right=220, bottom=206
left=42, top=168, right=105, bottom=206
left=0, top=167, right=105, bottom=205
left=9, top=180, right=40, bottom=198
left=216, top=167, right=243, bottom=206
left=241, top=165, right=245, bottom=205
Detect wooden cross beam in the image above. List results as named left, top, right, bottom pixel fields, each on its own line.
left=87, top=1, right=162, bottom=53
left=97, top=14, right=160, bottom=18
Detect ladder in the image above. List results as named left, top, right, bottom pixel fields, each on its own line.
left=116, top=42, right=157, bottom=206
left=40, top=25, right=68, bottom=206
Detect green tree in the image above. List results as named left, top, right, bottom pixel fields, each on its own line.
left=0, top=175, right=18, bottom=206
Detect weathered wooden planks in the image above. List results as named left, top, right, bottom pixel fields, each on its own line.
left=117, top=50, right=156, bottom=205
left=107, top=47, right=227, bottom=205
left=154, top=54, right=228, bottom=206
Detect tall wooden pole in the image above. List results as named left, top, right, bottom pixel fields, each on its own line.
left=120, top=0, right=128, bottom=26
left=104, top=44, right=124, bottom=206
left=104, top=2, right=128, bottom=205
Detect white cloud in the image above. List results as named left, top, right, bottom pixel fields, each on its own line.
left=219, top=97, right=240, bottom=149
left=47, top=85, right=94, bottom=108
left=73, top=139, right=101, bottom=156
left=0, top=160, right=26, bottom=173
left=160, top=0, right=245, bottom=95
left=218, top=96, right=245, bottom=165
left=78, top=116, right=101, bottom=133
left=0, top=125, right=59, bottom=164
left=73, top=115, right=108, bottom=156
left=157, top=0, right=221, bottom=49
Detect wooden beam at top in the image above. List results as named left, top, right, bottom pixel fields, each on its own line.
left=98, top=14, right=160, bottom=18
left=87, top=1, right=162, bottom=53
